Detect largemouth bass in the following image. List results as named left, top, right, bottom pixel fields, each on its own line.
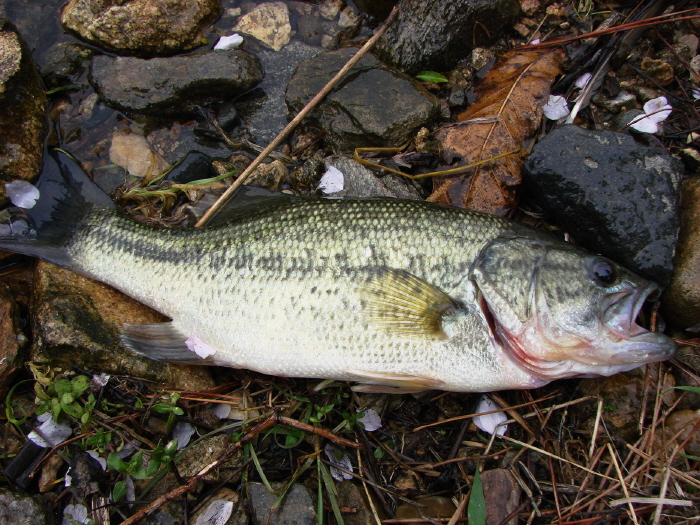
left=0, top=151, right=676, bottom=392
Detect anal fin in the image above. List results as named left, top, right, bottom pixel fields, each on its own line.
left=346, top=368, right=443, bottom=394
left=121, top=322, right=216, bottom=364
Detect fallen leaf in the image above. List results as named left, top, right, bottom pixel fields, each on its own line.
left=430, top=48, right=565, bottom=216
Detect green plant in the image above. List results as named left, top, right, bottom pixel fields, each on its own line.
left=107, top=438, right=178, bottom=480
left=35, top=374, right=96, bottom=424
left=416, top=71, right=449, bottom=83
left=152, top=392, right=184, bottom=432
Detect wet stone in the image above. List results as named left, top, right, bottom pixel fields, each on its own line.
left=90, top=50, right=263, bottom=117
left=233, top=1, right=291, bottom=52
left=235, top=40, right=320, bottom=146
left=374, top=0, right=521, bottom=74
left=0, top=19, right=48, bottom=206
left=38, top=42, right=93, bottom=89
left=248, top=482, right=316, bottom=525
left=61, top=0, right=222, bottom=57
left=325, top=157, right=422, bottom=199
left=31, top=261, right=215, bottom=391
left=522, top=125, right=681, bottom=285
left=166, top=151, right=217, bottom=184
left=662, top=176, right=700, bottom=329
left=286, top=48, right=441, bottom=153
left=0, top=488, right=54, bottom=525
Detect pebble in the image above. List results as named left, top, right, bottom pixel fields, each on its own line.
left=234, top=1, right=292, bottom=52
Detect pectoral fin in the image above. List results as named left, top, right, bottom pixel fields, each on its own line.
left=362, top=267, right=465, bottom=339
left=346, top=369, right=444, bottom=394
left=120, top=322, right=217, bottom=364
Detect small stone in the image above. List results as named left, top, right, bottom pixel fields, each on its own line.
left=519, top=0, right=540, bottom=16
left=335, top=482, right=375, bottom=525
left=640, top=57, right=675, bottom=86
left=471, top=47, right=494, bottom=71
left=338, top=7, right=359, bottom=28
left=326, top=157, right=421, bottom=199
left=513, top=23, right=530, bottom=38
left=545, top=3, right=566, bottom=17
left=297, top=14, right=324, bottom=46
left=109, top=132, right=170, bottom=179
left=234, top=2, right=291, bottom=51
left=249, top=483, right=316, bottom=525
left=690, top=55, right=700, bottom=81
left=592, top=90, right=636, bottom=113
left=677, top=34, right=699, bottom=55
left=665, top=410, right=700, bottom=456
left=319, top=0, right=343, bottom=20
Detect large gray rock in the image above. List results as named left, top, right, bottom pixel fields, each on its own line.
left=90, top=50, right=263, bottom=117
left=248, top=482, right=316, bottom=525
left=0, top=19, right=47, bottom=206
left=522, top=125, right=681, bottom=285
left=235, top=40, right=320, bottom=145
left=375, top=0, right=521, bottom=74
left=61, top=0, right=222, bottom=56
left=324, top=157, right=422, bottom=199
left=31, top=261, right=215, bottom=391
left=286, top=48, right=440, bottom=153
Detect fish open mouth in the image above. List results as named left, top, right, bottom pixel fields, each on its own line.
left=478, top=279, right=676, bottom=380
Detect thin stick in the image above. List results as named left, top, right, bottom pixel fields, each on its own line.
left=607, top=443, right=639, bottom=525
left=194, top=6, right=400, bottom=227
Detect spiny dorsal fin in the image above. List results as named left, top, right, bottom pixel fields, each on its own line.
left=121, top=322, right=216, bottom=364
left=361, top=267, right=464, bottom=339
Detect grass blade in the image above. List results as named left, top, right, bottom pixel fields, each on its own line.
left=467, top=467, right=486, bottom=525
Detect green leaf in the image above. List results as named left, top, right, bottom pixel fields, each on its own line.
left=416, top=71, right=449, bottom=83
left=680, top=453, right=700, bottom=462
left=152, top=404, right=172, bottom=413
left=112, top=480, right=127, bottom=502
left=107, top=453, right=127, bottom=472
left=673, top=386, right=700, bottom=394
left=467, top=468, right=486, bottom=525
left=71, top=375, right=90, bottom=396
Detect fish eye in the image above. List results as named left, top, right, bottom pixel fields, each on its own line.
left=589, top=258, right=618, bottom=286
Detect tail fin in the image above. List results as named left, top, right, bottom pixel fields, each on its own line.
left=0, top=150, right=115, bottom=267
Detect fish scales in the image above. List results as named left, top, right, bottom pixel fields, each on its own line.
left=67, top=199, right=524, bottom=391
left=0, top=152, right=676, bottom=392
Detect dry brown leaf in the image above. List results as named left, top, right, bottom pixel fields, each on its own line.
left=430, top=48, right=566, bottom=216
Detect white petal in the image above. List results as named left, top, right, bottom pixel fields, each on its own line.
left=209, top=403, right=231, bottom=419
left=214, top=34, right=244, bottom=50
left=629, top=114, right=660, bottom=133
left=28, top=414, right=72, bottom=448
left=125, top=475, right=135, bottom=502
left=357, top=409, right=382, bottom=432
left=472, top=395, right=508, bottom=436
left=642, top=96, right=672, bottom=123
left=92, top=373, right=110, bottom=388
left=324, top=443, right=353, bottom=481
left=5, top=180, right=40, bottom=209
left=62, top=503, right=89, bottom=525
left=185, top=333, right=217, bottom=358
left=543, top=95, right=570, bottom=120
left=575, top=72, right=592, bottom=89
left=173, top=421, right=196, bottom=449
left=86, top=450, right=107, bottom=470
left=693, top=88, right=700, bottom=100
left=195, top=500, right=234, bottom=525
left=318, top=166, right=344, bottom=193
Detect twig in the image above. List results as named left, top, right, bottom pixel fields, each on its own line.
left=606, top=443, right=639, bottom=525
left=194, top=6, right=400, bottom=227
left=120, top=413, right=361, bottom=524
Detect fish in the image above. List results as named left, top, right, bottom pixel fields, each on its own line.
left=0, top=151, right=676, bottom=393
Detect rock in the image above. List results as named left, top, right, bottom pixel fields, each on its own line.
left=374, top=0, right=521, bottom=74
left=289, top=151, right=325, bottom=193
left=335, top=482, right=376, bottom=525
left=481, top=469, right=520, bottom=525
left=0, top=284, right=25, bottom=398
left=248, top=482, right=316, bottom=525
left=286, top=48, right=441, bottom=153
left=324, top=157, right=422, bottom=199
left=0, top=19, right=48, bottom=206
left=190, top=488, right=249, bottom=525
left=109, top=132, right=170, bottom=179
left=297, top=14, right=324, bottom=46
left=61, top=0, right=222, bottom=56
left=664, top=409, right=700, bottom=456
left=235, top=40, right=320, bottom=145
left=90, top=50, right=263, bottom=117
left=175, top=433, right=242, bottom=480
left=395, top=496, right=457, bottom=519
left=640, top=57, right=675, bottom=86
left=592, top=90, right=636, bottom=113
left=522, top=125, right=681, bottom=285
left=662, top=177, right=700, bottom=329
left=234, top=2, right=291, bottom=52
left=0, top=488, right=55, bottom=525
left=31, top=261, right=215, bottom=391
left=38, top=42, right=93, bottom=89
left=166, top=151, right=217, bottom=184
